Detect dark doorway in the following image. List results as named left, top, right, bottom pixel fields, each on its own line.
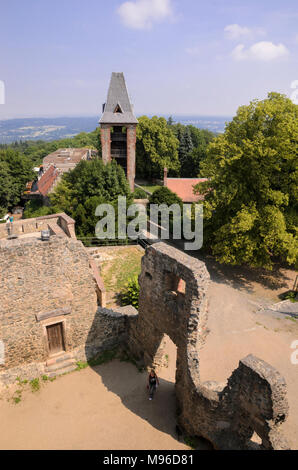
left=46, top=323, right=65, bottom=355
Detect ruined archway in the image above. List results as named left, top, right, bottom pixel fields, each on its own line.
left=128, top=242, right=290, bottom=450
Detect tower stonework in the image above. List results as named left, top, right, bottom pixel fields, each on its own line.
left=99, top=73, right=138, bottom=191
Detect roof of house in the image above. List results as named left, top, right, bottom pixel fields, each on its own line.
left=37, top=165, right=60, bottom=196
left=43, top=148, right=91, bottom=173
left=99, top=72, right=138, bottom=125
left=165, top=178, right=208, bottom=203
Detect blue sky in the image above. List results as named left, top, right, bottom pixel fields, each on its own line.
left=0, top=0, right=297, bottom=119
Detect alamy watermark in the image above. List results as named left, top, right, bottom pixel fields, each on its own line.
left=0, top=80, right=5, bottom=104
left=94, top=196, right=203, bottom=251
left=290, top=80, right=298, bottom=105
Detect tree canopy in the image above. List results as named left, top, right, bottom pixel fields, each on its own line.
left=171, top=123, right=215, bottom=177
left=136, top=116, right=180, bottom=179
left=195, top=92, right=298, bottom=269
left=148, top=186, right=183, bottom=208
left=0, top=149, right=34, bottom=217
left=49, top=159, right=132, bottom=239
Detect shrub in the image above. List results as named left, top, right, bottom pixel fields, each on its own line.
left=121, top=275, right=140, bottom=309
left=148, top=186, right=183, bottom=208
left=133, top=187, right=148, bottom=199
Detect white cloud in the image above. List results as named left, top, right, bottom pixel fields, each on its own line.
left=185, top=46, right=201, bottom=56
left=224, top=24, right=265, bottom=41
left=232, top=41, right=289, bottom=61
left=117, top=0, right=173, bottom=30
left=224, top=24, right=252, bottom=40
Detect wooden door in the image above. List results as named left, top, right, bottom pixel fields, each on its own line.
left=47, top=323, right=64, bottom=355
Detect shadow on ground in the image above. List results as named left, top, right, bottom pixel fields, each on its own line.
left=189, top=251, right=293, bottom=294
left=89, top=360, right=212, bottom=450
left=93, top=361, right=179, bottom=438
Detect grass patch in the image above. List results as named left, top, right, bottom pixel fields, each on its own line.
left=101, top=247, right=142, bottom=295
left=30, top=378, right=40, bottom=392
left=76, top=349, right=144, bottom=373
left=76, top=360, right=89, bottom=370
left=280, top=290, right=297, bottom=302
left=184, top=436, right=197, bottom=449
left=139, top=184, right=161, bottom=194
left=88, top=349, right=118, bottom=367
left=76, top=349, right=118, bottom=371
left=286, top=316, right=297, bottom=322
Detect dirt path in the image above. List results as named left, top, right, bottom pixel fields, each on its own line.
left=199, top=281, right=298, bottom=449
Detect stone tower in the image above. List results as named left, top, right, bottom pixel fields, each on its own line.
left=99, top=72, right=138, bottom=191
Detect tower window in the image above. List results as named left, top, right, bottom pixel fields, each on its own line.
left=114, top=103, right=123, bottom=113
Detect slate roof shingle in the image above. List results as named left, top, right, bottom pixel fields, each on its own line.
left=99, top=72, right=138, bottom=125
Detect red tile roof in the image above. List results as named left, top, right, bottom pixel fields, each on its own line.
left=37, top=165, right=59, bottom=196
left=165, top=178, right=208, bottom=203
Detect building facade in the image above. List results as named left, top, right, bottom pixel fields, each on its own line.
left=99, top=73, right=138, bottom=191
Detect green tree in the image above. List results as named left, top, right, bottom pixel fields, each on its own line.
left=0, top=149, right=34, bottom=215
left=179, top=127, right=194, bottom=175
left=136, top=116, right=180, bottom=179
left=23, top=199, right=55, bottom=219
left=49, top=159, right=133, bottom=239
left=195, top=92, right=298, bottom=269
left=148, top=186, right=183, bottom=208
left=171, top=124, right=215, bottom=177
left=167, top=116, right=175, bottom=126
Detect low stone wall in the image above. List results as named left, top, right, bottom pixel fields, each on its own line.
left=0, top=212, right=76, bottom=240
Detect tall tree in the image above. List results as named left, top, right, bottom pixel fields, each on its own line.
left=179, top=127, right=194, bottom=175
left=195, top=92, right=298, bottom=269
left=136, top=116, right=180, bottom=179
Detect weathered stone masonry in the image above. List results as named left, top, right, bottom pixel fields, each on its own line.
left=0, top=236, right=134, bottom=384
left=128, top=243, right=290, bottom=450
left=0, top=235, right=291, bottom=449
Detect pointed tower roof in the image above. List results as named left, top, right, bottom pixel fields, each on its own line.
left=99, top=72, right=138, bottom=125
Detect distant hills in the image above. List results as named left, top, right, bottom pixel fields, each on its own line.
left=0, top=115, right=231, bottom=144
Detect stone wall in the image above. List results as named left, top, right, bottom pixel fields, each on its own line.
left=128, top=242, right=290, bottom=450
left=0, top=306, right=137, bottom=386
left=0, top=236, right=136, bottom=385
left=0, top=213, right=76, bottom=240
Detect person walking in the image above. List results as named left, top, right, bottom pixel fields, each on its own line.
left=9, top=214, right=14, bottom=235
left=147, top=369, right=159, bottom=400
left=6, top=215, right=11, bottom=237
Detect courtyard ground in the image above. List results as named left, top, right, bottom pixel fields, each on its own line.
left=0, top=353, right=191, bottom=450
